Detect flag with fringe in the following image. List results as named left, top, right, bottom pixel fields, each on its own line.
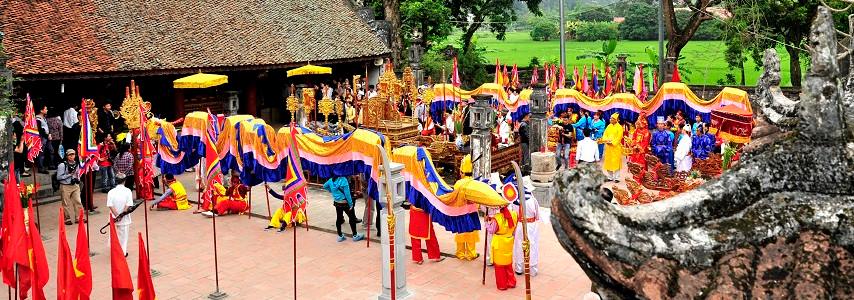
left=22, top=94, right=42, bottom=162
left=78, top=99, right=99, bottom=175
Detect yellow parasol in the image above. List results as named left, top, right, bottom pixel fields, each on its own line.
left=287, top=64, right=332, bottom=77
left=173, top=73, right=229, bottom=89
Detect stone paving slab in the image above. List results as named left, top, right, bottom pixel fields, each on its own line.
left=14, top=171, right=591, bottom=299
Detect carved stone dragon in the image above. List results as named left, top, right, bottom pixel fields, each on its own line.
left=551, top=7, right=853, bottom=299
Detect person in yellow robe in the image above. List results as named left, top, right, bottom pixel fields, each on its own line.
left=200, top=175, right=228, bottom=213
left=151, top=174, right=190, bottom=210
left=489, top=206, right=518, bottom=290
left=600, top=113, right=625, bottom=182
left=454, top=154, right=480, bottom=260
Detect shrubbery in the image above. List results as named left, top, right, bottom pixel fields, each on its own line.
left=575, top=22, right=619, bottom=41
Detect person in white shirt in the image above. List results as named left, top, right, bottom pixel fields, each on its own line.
left=444, top=109, right=455, bottom=135
left=499, top=112, right=512, bottom=144
left=575, top=128, right=600, bottom=163
left=367, top=85, right=378, bottom=98
left=107, top=172, right=135, bottom=256
left=674, top=125, right=693, bottom=172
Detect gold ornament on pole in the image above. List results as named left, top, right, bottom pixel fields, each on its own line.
left=318, top=97, right=335, bottom=129
left=120, top=80, right=152, bottom=129
left=286, top=95, right=300, bottom=121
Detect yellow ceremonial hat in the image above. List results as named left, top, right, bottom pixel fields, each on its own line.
left=610, top=112, right=620, bottom=120
left=460, top=154, right=473, bottom=174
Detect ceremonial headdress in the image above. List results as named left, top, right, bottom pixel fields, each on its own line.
left=610, top=112, right=619, bottom=120
left=656, top=116, right=666, bottom=124
left=460, top=154, right=473, bottom=174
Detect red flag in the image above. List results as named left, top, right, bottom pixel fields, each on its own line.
left=109, top=217, right=134, bottom=300
left=511, top=64, right=519, bottom=89
left=558, top=64, right=566, bottom=89
left=502, top=64, right=509, bottom=87
left=493, top=59, right=502, bottom=85
left=137, top=233, right=156, bottom=300
left=56, top=208, right=79, bottom=300
left=530, top=66, right=539, bottom=86
left=74, top=210, right=92, bottom=298
left=572, top=66, right=580, bottom=90
left=604, top=65, right=613, bottom=96
left=581, top=66, right=589, bottom=94
left=1, top=161, right=28, bottom=285
left=543, top=62, right=550, bottom=85
left=671, top=64, right=681, bottom=82
left=451, top=57, right=461, bottom=88
left=22, top=94, right=42, bottom=162
left=20, top=201, right=49, bottom=300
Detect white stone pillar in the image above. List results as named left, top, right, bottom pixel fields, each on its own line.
left=377, top=159, right=411, bottom=300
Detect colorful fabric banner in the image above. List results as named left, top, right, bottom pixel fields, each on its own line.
left=551, top=83, right=752, bottom=128
left=22, top=94, right=42, bottom=162
left=78, top=99, right=99, bottom=175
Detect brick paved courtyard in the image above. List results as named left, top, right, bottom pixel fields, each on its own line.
left=17, top=172, right=591, bottom=299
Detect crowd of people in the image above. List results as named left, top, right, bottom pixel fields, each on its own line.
left=550, top=108, right=720, bottom=181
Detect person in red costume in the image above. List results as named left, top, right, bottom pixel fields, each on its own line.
left=629, top=113, right=651, bottom=166
left=214, top=173, right=249, bottom=215
left=403, top=201, right=445, bottom=264
left=488, top=206, right=518, bottom=290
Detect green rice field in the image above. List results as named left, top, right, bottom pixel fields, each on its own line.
left=448, top=31, right=800, bottom=87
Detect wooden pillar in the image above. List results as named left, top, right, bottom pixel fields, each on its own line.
left=174, top=89, right=185, bottom=119
left=246, top=80, right=258, bottom=116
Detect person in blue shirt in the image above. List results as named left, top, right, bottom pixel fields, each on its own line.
left=572, top=109, right=591, bottom=142
left=589, top=111, right=607, bottom=157
left=691, top=124, right=714, bottom=160
left=650, top=117, right=674, bottom=170
left=323, top=176, right=365, bottom=242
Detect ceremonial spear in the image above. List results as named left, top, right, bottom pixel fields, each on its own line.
left=511, top=161, right=532, bottom=299
left=377, top=143, right=397, bottom=300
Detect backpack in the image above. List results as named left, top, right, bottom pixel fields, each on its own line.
left=51, top=172, right=60, bottom=192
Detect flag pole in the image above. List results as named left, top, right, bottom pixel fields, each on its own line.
left=197, top=163, right=203, bottom=211
left=293, top=217, right=297, bottom=299
left=85, top=172, right=92, bottom=255
left=264, top=182, right=272, bottom=219
left=208, top=199, right=226, bottom=300
left=32, top=165, right=41, bottom=230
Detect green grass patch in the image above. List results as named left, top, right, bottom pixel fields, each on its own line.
left=445, top=31, right=800, bottom=86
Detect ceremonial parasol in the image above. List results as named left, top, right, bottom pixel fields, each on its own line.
left=173, top=73, right=229, bottom=89
left=709, top=104, right=753, bottom=144
left=287, top=64, right=332, bottom=77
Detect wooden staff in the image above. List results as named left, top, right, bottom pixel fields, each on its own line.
left=377, top=144, right=396, bottom=300
left=365, top=194, right=372, bottom=248
left=264, top=182, right=272, bottom=219
left=481, top=227, right=488, bottom=285
left=197, top=163, right=202, bottom=211
left=209, top=196, right=226, bottom=299
left=247, top=185, right=252, bottom=220
left=32, top=165, right=40, bottom=230
left=511, top=161, right=532, bottom=299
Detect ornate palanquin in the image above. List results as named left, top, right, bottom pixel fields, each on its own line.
left=361, top=61, right=419, bottom=146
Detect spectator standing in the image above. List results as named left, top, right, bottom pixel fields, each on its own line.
left=57, top=149, right=84, bottom=225
left=113, top=143, right=134, bottom=189
left=47, top=109, right=63, bottom=169
left=518, top=112, right=531, bottom=173
left=98, top=134, right=117, bottom=192
left=62, top=107, right=79, bottom=153
left=35, top=104, right=53, bottom=173
left=97, top=101, right=114, bottom=142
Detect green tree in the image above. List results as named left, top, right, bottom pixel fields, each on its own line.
left=662, top=0, right=723, bottom=68
left=529, top=16, right=559, bottom=41
left=401, top=0, right=453, bottom=48
left=617, top=1, right=657, bottom=40
left=721, top=0, right=854, bottom=87
left=574, top=5, right=614, bottom=22
left=449, top=0, right=543, bottom=53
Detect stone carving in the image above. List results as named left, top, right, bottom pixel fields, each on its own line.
left=753, top=49, right=799, bottom=127
left=551, top=7, right=854, bottom=299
